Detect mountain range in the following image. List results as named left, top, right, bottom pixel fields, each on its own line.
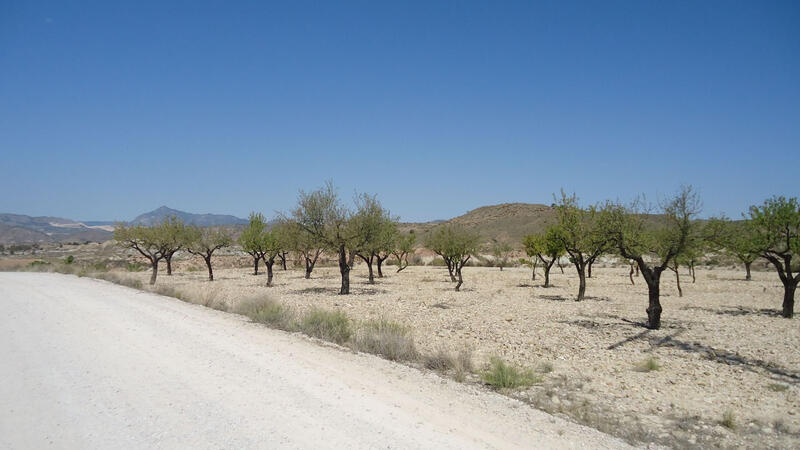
left=0, top=203, right=558, bottom=246
left=0, top=206, right=249, bottom=244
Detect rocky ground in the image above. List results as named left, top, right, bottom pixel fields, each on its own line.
left=5, top=249, right=799, bottom=448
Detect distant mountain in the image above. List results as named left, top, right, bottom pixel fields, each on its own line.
left=0, top=213, right=114, bottom=244
left=129, top=206, right=248, bottom=227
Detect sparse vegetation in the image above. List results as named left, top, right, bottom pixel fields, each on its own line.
left=768, top=383, right=789, bottom=392
left=481, top=357, right=540, bottom=389
left=634, top=357, right=660, bottom=372
left=352, top=319, right=418, bottom=361
left=721, top=410, right=737, bottom=430
left=235, top=295, right=296, bottom=331
left=425, top=225, right=481, bottom=291
left=299, top=308, right=352, bottom=344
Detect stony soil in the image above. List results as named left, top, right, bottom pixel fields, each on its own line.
left=7, top=249, right=800, bottom=448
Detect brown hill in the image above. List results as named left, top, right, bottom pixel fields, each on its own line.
left=403, top=203, right=557, bottom=247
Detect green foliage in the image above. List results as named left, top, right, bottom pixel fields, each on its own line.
left=425, top=225, right=481, bottom=266
left=523, top=225, right=566, bottom=270
left=553, top=192, right=614, bottom=260
left=481, top=357, right=540, bottom=389
left=634, top=357, right=660, bottom=372
left=705, top=217, right=759, bottom=265
left=610, top=186, right=701, bottom=270
left=490, top=240, right=513, bottom=269
left=747, top=196, right=799, bottom=271
left=64, top=255, right=75, bottom=265
left=185, top=226, right=233, bottom=256
left=28, top=260, right=50, bottom=267
left=238, top=212, right=268, bottom=257
left=126, top=262, right=146, bottom=272
left=299, top=308, right=352, bottom=344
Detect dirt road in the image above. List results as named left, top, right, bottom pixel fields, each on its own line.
left=0, top=273, right=628, bottom=449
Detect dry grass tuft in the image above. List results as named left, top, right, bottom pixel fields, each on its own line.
left=352, top=319, right=418, bottom=361
left=299, top=308, right=352, bottom=345
left=235, top=295, right=296, bottom=331
left=481, top=357, right=540, bottom=389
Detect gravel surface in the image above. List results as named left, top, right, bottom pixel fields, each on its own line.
left=111, top=258, right=800, bottom=448
left=0, top=272, right=629, bottom=449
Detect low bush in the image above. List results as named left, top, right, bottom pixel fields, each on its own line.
left=721, top=410, right=736, bottom=430
left=634, top=357, right=660, bottom=372
left=353, top=319, right=418, bottom=362
left=64, top=255, right=75, bottom=264
left=126, top=262, right=146, bottom=272
left=235, top=295, right=296, bottom=331
left=481, top=357, right=540, bottom=389
left=299, top=308, right=352, bottom=345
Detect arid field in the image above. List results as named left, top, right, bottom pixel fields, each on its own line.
left=4, top=247, right=799, bottom=449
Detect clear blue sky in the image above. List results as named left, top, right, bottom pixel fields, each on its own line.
left=1, top=1, right=798, bottom=222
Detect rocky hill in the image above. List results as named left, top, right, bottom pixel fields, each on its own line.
left=129, top=206, right=248, bottom=227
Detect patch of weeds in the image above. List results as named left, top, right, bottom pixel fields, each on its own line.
left=89, top=261, right=109, bottom=272
left=538, top=362, right=554, bottom=374
left=352, top=319, right=418, bottom=361
left=235, top=295, right=296, bottom=331
left=424, top=348, right=473, bottom=381
left=126, top=262, right=146, bottom=272
left=767, top=383, right=788, bottom=392
left=153, top=284, right=184, bottom=300
left=64, top=255, right=75, bottom=264
left=721, top=410, right=736, bottom=430
left=481, top=357, right=540, bottom=389
left=299, top=308, right=352, bottom=345
left=634, top=357, right=660, bottom=372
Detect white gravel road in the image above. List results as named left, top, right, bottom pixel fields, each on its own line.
left=0, top=273, right=629, bottom=449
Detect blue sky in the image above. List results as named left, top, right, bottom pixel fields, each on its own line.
left=1, top=1, right=798, bottom=222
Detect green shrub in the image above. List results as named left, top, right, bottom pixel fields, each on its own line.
left=64, top=255, right=75, bottom=264
left=28, top=260, right=50, bottom=267
left=634, top=357, right=660, bottom=372
left=353, top=319, right=418, bottom=361
left=481, top=357, right=540, bottom=389
left=235, top=295, right=296, bottom=331
left=299, top=308, right=351, bottom=345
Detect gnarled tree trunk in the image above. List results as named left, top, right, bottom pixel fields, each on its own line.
left=149, top=258, right=159, bottom=285
left=745, top=261, right=752, bottom=281
left=338, top=246, right=350, bottom=295
left=252, top=256, right=260, bottom=275
left=204, top=255, right=214, bottom=281
left=783, top=281, right=797, bottom=319
left=165, top=253, right=174, bottom=275
left=265, top=258, right=275, bottom=287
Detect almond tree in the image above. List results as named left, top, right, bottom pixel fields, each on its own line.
left=392, top=231, right=416, bottom=273
left=185, top=226, right=232, bottom=281
left=491, top=240, right=513, bottom=271
left=292, top=181, right=367, bottom=295
left=523, top=226, right=565, bottom=288
left=114, top=222, right=172, bottom=285
left=239, top=212, right=268, bottom=275
left=706, top=217, right=759, bottom=280
left=552, top=191, right=614, bottom=301
left=161, top=216, right=188, bottom=276
left=282, top=220, right=323, bottom=279
left=258, top=229, right=284, bottom=287
left=425, top=225, right=480, bottom=291
left=351, top=193, right=395, bottom=284
left=610, top=186, right=700, bottom=329
left=747, top=196, right=800, bottom=318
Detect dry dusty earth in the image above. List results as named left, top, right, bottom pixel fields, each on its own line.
left=0, top=272, right=628, bottom=449
left=98, top=255, right=800, bottom=449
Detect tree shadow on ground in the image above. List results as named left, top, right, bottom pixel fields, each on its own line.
left=293, top=287, right=329, bottom=295
left=682, top=305, right=781, bottom=317
left=606, top=327, right=799, bottom=383
left=539, top=294, right=570, bottom=302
